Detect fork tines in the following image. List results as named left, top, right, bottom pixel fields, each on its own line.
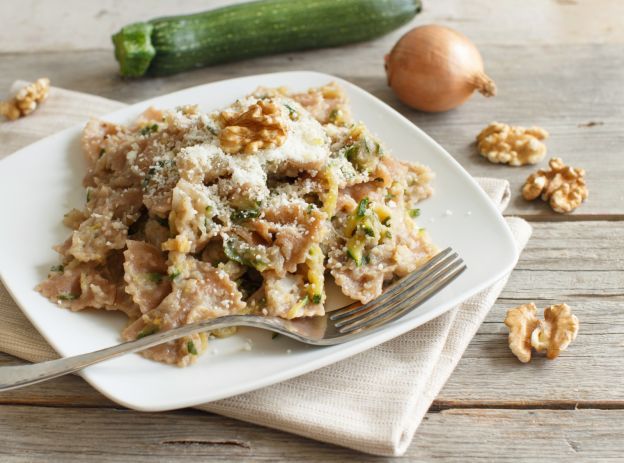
left=329, top=247, right=466, bottom=334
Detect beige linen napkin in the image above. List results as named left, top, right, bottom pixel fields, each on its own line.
left=0, top=83, right=532, bottom=456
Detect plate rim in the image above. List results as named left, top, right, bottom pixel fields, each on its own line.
left=0, top=70, right=518, bottom=411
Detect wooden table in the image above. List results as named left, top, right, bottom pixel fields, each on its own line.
left=1, top=0, right=623, bottom=460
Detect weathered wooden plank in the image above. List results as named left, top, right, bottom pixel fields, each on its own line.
left=2, top=0, right=623, bottom=53
left=2, top=297, right=621, bottom=409
left=0, top=353, right=113, bottom=408
left=0, top=405, right=621, bottom=462
left=2, top=301, right=620, bottom=408
left=439, top=221, right=624, bottom=404
left=1, top=45, right=622, bottom=217
left=439, top=298, right=624, bottom=405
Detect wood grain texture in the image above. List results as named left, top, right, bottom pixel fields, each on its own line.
left=0, top=405, right=622, bottom=462
left=2, top=0, right=624, bottom=53
left=1, top=0, right=623, bottom=459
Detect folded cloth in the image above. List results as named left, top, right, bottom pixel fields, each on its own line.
left=0, top=82, right=532, bottom=456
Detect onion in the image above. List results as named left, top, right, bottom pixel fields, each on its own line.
left=384, top=24, right=496, bottom=112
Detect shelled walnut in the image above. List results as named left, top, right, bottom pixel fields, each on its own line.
left=476, top=122, right=548, bottom=166
left=504, top=303, right=540, bottom=363
left=522, top=157, right=588, bottom=213
left=0, top=78, right=50, bottom=121
left=505, top=302, right=579, bottom=363
left=219, top=99, right=286, bottom=154
left=531, top=304, right=579, bottom=359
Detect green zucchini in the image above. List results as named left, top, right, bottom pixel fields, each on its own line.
left=112, top=0, right=422, bottom=77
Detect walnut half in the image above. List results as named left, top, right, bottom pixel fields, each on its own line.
left=531, top=303, right=579, bottom=359
left=219, top=99, right=286, bottom=154
left=522, top=157, right=588, bottom=213
left=476, top=122, right=548, bottom=166
left=504, top=303, right=539, bottom=363
left=0, top=78, right=50, bottom=121
left=505, top=302, right=579, bottom=363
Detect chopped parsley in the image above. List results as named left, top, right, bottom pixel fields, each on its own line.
left=328, top=108, right=341, bottom=122
left=409, top=208, right=421, bottom=218
left=271, top=332, right=280, bottom=340
left=362, top=226, right=375, bottom=237
left=156, top=159, right=175, bottom=169
left=137, top=325, right=159, bottom=339
left=140, top=123, right=159, bottom=136
left=224, top=239, right=269, bottom=272
left=343, top=144, right=358, bottom=162
left=284, top=104, right=299, bottom=121
left=50, top=264, right=64, bottom=273
left=312, top=294, right=322, bottom=304
left=231, top=208, right=261, bottom=222
left=146, top=272, right=165, bottom=283
left=86, top=188, right=92, bottom=202
left=356, top=197, right=369, bottom=217
left=58, top=292, right=77, bottom=301
left=187, top=340, right=198, bottom=355
left=169, top=268, right=181, bottom=280
left=99, top=148, right=106, bottom=158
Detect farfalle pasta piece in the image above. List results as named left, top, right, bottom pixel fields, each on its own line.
left=123, top=240, right=172, bottom=313
left=259, top=202, right=326, bottom=274
left=68, top=214, right=128, bottom=263
left=263, top=271, right=324, bottom=319
left=290, top=82, right=352, bottom=126
left=123, top=258, right=245, bottom=366
left=36, top=261, right=116, bottom=311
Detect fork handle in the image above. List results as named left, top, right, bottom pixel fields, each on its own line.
left=0, top=315, right=266, bottom=392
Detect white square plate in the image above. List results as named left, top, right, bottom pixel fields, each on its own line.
left=0, top=71, right=517, bottom=411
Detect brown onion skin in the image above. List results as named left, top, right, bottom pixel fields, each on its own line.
left=385, top=25, right=496, bottom=112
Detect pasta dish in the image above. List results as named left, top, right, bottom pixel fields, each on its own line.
left=37, top=83, right=436, bottom=366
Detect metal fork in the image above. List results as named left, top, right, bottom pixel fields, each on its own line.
left=0, top=247, right=465, bottom=392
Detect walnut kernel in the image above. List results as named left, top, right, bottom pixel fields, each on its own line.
left=505, top=302, right=579, bottom=363
left=504, top=303, right=539, bottom=363
left=477, top=122, right=548, bottom=166
left=219, top=99, right=286, bottom=154
left=531, top=303, right=579, bottom=359
left=522, top=157, right=588, bottom=213
left=0, top=78, right=50, bottom=121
